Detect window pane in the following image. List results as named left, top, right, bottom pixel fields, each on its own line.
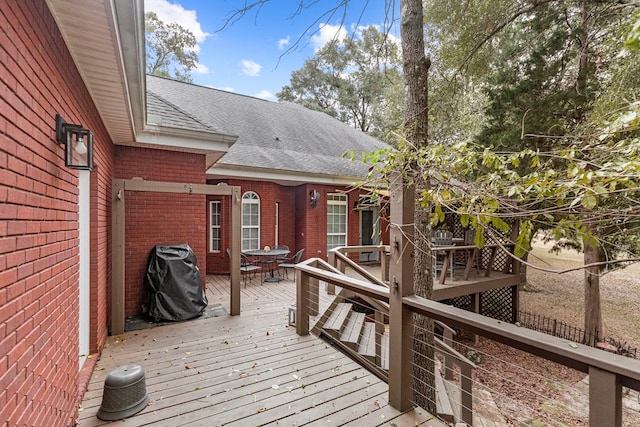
left=327, top=194, right=347, bottom=251
left=242, top=192, right=260, bottom=251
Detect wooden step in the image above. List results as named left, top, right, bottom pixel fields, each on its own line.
left=339, top=311, right=366, bottom=350
left=443, top=374, right=463, bottom=423
left=323, top=303, right=352, bottom=339
left=435, top=362, right=455, bottom=423
left=357, top=322, right=376, bottom=362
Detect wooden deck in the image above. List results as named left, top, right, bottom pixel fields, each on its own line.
left=78, top=274, right=444, bottom=426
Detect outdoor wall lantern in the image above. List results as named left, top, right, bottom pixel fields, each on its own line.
left=55, top=114, right=94, bottom=170
left=309, top=189, right=320, bottom=207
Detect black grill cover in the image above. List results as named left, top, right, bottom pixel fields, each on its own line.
left=145, top=244, right=208, bottom=321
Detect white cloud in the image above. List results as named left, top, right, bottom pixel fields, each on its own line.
left=254, top=90, right=275, bottom=100
left=193, top=63, right=209, bottom=74
left=310, top=23, right=347, bottom=52
left=144, top=0, right=211, bottom=43
left=278, top=36, right=290, bottom=50
left=241, top=60, right=262, bottom=77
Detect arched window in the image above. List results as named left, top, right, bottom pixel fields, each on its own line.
left=242, top=192, right=260, bottom=251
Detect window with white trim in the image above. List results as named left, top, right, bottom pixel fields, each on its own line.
left=209, top=201, right=221, bottom=252
left=242, top=192, right=260, bottom=251
left=327, top=194, right=347, bottom=252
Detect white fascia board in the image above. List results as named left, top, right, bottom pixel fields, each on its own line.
left=206, top=164, right=365, bottom=187
left=137, top=125, right=237, bottom=151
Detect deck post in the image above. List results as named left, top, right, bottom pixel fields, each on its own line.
left=589, top=366, right=622, bottom=426
left=388, top=172, right=415, bottom=412
left=230, top=186, right=241, bottom=315
left=471, top=293, right=480, bottom=344
left=111, top=180, right=125, bottom=335
left=511, top=284, right=519, bottom=323
left=296, top=268, right=310, bottom=335
left=326, top=251, right=336, bottom=295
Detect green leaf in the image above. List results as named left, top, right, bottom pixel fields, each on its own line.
left=581, top=195, right=598, bottom=210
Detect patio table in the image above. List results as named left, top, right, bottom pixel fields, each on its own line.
left=244, top=248, right=290, bottom=282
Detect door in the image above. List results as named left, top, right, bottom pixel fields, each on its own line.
left=359, top=207, right=380, bottom=262
left=78, top=170, right=90, bottom=367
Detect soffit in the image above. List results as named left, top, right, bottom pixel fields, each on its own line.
left=46, top=0, right=141, bottom=145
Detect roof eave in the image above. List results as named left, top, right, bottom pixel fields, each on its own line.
left=138, top=125, right=238, bottom=169
left=206, top=164, right=371, bottom=187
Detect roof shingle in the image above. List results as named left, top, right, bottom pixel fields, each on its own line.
left=146, top=75, right=387, bottom=180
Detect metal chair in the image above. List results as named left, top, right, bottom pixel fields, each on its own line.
left=278, top=248, right=305, bottom=281
left=273, top=245, right=290, bottom=273
left=432, top=230, right=454, bottom=280
left=227, top=248, right=261, bottom=287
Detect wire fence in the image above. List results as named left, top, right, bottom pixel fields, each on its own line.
left=517, top=310, right=638, bottom=359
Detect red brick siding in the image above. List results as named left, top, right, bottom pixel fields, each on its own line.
left=0, top=1, right=114, bottom=425
left=203, top=180, right=384, bottom=273
left=115, top=147, right=207, bottom=316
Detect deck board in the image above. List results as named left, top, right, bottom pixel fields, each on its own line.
left=78, top=274, right=444, bottom=426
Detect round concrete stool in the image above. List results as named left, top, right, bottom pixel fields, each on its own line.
left=97, top=364, right=149, bottom=421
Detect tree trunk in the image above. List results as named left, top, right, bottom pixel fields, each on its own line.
left=400, top=0, right=435, bottom=413
left=583, top=238, right=602, bottom=346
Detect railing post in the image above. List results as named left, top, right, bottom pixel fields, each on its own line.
left=309, top=277, right=319, bottom=316
left=375, top=311, right=384, bottom=366
left=326, top=251, right=336, bottom=295
left=460, top=364, right=473, bottom=426
left=388, top=172, right=415, bottom=412
left=589, top=367, right=622, bottom=426
left=382, top=249, right=390, bottom=282
left=296, top=269, right=309, bottom=336
left=471, top=292, right=480, bottom=344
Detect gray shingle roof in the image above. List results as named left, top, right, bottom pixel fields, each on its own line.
left=146, top=91, right=216, bottom=133
left=146, top=75, right=387, bottom=179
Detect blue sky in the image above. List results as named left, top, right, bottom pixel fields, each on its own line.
left=144, top=0, right=400, bottom=100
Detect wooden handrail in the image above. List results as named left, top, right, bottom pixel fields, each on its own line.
left=295, top=258, right=640, bottom=426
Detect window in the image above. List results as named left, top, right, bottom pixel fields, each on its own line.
left=209, top=201, right=221, bottom=252
left=327, top=194, right=347, bottom=251
left=242, top=192, right=260, bottom=251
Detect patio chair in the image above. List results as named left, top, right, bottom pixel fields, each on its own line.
left=278, top=248, right=305, bottom=281
left=432, top=230, right=454, bottom=280
left=227, top=248, right=261, bottom=287
left=273, top=245, right=290, bottom=267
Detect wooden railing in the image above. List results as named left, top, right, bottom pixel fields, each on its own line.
left=294, top=257, right=640, bottom=426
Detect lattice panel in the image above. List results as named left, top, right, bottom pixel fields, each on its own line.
left=481, top=287, right=514, bottom=322
left=445, top=295, right=472, bottom=312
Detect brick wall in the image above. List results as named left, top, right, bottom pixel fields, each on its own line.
left=0, top=1, right=114, bottom=425
left=204, top=180, right=385, bottom=274
left=115, top=146, right=207, bottom=317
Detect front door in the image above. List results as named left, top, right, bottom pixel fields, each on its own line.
left=359, top=206, right=379, bottom=262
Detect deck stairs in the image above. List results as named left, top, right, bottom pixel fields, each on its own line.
left=312, top=293, right=472, bottom=425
